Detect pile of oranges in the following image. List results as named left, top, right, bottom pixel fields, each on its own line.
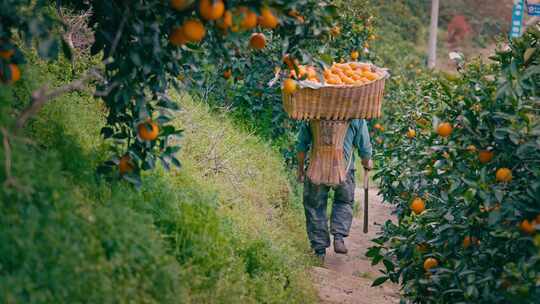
left=291, top=62, right=384, bottom=86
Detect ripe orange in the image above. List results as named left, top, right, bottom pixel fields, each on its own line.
left=118, top=155, right=134, bottom=175
left=462, top=236, right=478, bottom=248
left=374, top=123, right=382, bottom=130
left=519, top=219, right=535, bottom=235
left=437, top=122, right=453, bottom=137
left=138, top=121, right=159, bottom=141
left=223, top=69, right=232, bottom=79
left=259, top=7, right=279, bottom=29
left=351, top=51, right=359, bottom=60
left=283, top=78, right=297, bottom=94
left=199, top=0, right=224, bottom=20
left=0, top=49, right=14, bottom=59
left=217, top=10, right=233, bottom=30
left=330, top=25, right=341, bottom=36
left=411, top=197, right=426, bottom=215
left=423, top=257, right=438, bottom=271
left=239, top=7, right=258, bottom=30
left=249, top=33, right=266, bottom=49
left=478, top=150, right=493, bottom=164
left=182, top=20, right=206, bottom=42
left=407, top=129, right=416, bottom=139
left=1, top=63, right=21, bottom=84
left=495, top=168, right=512, bottom=183
left=170, top=0, right=193, bottom=11
left=169, top=27, right=187, bottom=46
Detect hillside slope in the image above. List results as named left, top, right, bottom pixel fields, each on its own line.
left=0, top=55, right=315, bottom=303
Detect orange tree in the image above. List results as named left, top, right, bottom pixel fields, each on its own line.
left=186, top=0, right=376, bottom=163
left=367, top=27, right=539, bottom=303
left=1, top=0, right=345, bottom=186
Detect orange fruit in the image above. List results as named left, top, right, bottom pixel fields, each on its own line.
left=0, top=49, right=14, bottom=60
left=170, top=0, right=193, bottom=11
left=138, top=121, right=159, bottom=141
left=519, top=219, right=535, bottom=235
left=330, top=25, right=341, bottom=36
left=437, top=122, right=453, bottom=138
left=199, top=0, right=225, bottom=20
left=238, top=7, right=258, bottom=29
left=223, top=69, right=232, bottom=79
left=478, top=150, right=493, bottom=164
left=423, top=258, right=438, bottom=271
left=283, top=78, right=297, bottom=94
left=249, top=33, right=266, bottom=49
left=169, top=27, right=188, bottom=46
left=283, top=55, right=297, bottom=70
left=182, top=20, right=206, bottom=42
left=351, top=51, right=359, bottom=60
left=118, top=155, right=134, bottom=175
left=495, top=168, right=512, bottom=183
left=411, top=197, right=426, bottom=215
left=374, top=123, right=382, bottom=130
left=1, top=63, right=21, bottom=84
left=462, top=236, right=478, bottom=248
left=259, top=7, right=279, bottom=29
left=407, top=129, right=416, bottom=139
left=217, top=10, right=233, bottom=30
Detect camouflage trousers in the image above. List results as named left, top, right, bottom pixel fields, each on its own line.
left=303, top=169, right=356, bottom=253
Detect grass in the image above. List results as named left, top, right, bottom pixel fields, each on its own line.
left=0, top=52, right=316, bottom=303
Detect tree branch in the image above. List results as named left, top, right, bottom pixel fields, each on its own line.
left=15, top=68, right=103, bottom=130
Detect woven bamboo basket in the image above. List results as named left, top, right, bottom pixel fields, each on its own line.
left=282, top=65, right=388, bottom=120
left=306, top=120, right=351, bottom=186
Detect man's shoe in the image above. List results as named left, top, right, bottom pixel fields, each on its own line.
left=334, top=238, right=348, bottom=254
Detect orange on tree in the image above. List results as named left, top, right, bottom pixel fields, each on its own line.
left=199, top=0, right=225, bottom=21
left=478, top=150, right=494, bottom=164
left=1, top=63, right=21, bottom=84
left=374, top=123, right=382, bottom=130
left=437, top=122, right=453, bottom=137
left=138, top=121, right=159, bottom=141
left=282, top=78, right=297, bottom=95
left=182, top=19, right=206, bottom=42
left=351, top=50, right=359, bottom=60
left=495, top=167, right=512, bottom=183
left=217, top=10, right=233, bottom=30
left=519, top=219, right=535, bottom=235
left=0, top=49, right=14, bottom=59
left=170, top=0, right=194, bottom=11
left=423, top=257, right=438, bottom=271
left=407, top=129, right=416, bottom=139
left=238, top=7, right=258, bottom=30
left=462, top=236, right=478, bottom=248
left=411, top=197, right=426, bottom=215
left=223, top=69, right=232, bottom=79
left=330, top=25, right=341, bottom=36
left=249, top=33, right=266, bottom=49
left=169, top=27, right=188, bottom=46
left=118, top=155, right=134, bottom=175
left=259, top=7, right=279, bottom=29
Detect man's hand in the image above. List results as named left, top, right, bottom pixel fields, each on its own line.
left=361, top=158, right=373, bottom=171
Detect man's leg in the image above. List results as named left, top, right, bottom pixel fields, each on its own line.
left=303, top=178, right=330, bottom=256
left=331, top=169, right=356, bottom=247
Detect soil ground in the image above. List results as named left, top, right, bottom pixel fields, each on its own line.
left=310, top=187, right=400, bottom=304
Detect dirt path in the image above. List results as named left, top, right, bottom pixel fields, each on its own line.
left=310, top=188, right=400, bottom=304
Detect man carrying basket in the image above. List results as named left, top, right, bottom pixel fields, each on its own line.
left=296, top=119, right=373, bottom=261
